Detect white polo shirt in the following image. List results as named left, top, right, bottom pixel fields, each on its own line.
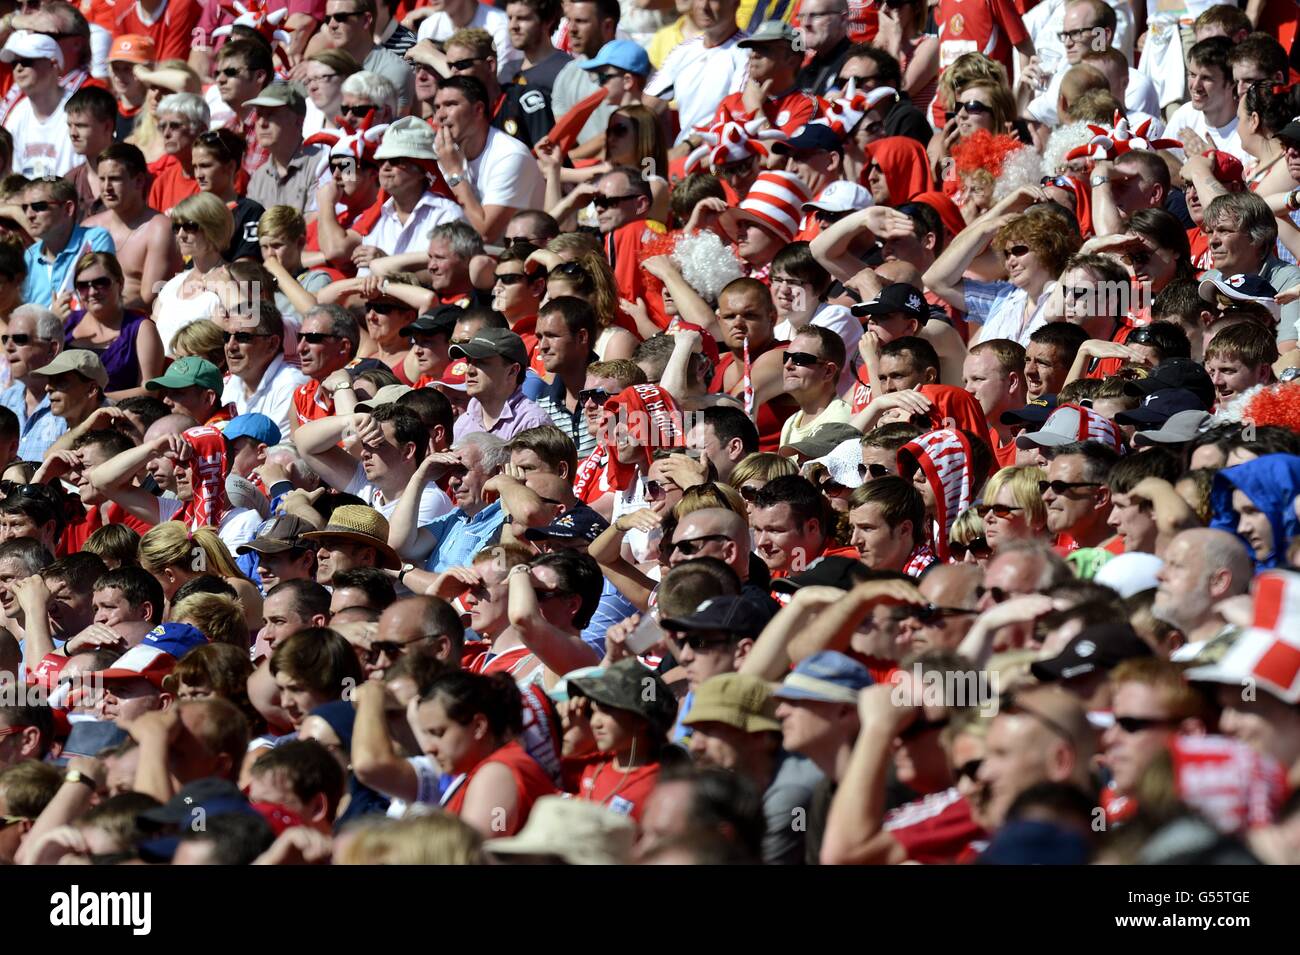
left=1163, top=102, right=1248, bottom=165
left=221, top=355, right=309, bottom=438
left=363, top=190, right=466, bottom=263
left=646, top=31, right=751, bottom=144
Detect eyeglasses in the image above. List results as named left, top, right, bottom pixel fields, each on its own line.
left=1003, top=244, right=1031, bottom=258
left=1038, top=480, right=1101, bottom=496
left=1113, top=715, right=1181, bottom=734
left=0, top=334, right=33, bottom=346
left=447, top=57, right=485, bottom=71
left=75, top=276, right=114, bottom=294
left=1058, top=25, right=1103, bottom=44
left=339, top=103, right=376, bottom=118
left=592, top=193, right=639, bottom=210
left=738, top=484, right=763, bottom=503
left=950, top=537, right=991, bottom=561
left=905, top=603, right=978, bottom=625
left=300, top=332, right=341, bottom=345
left=494, top=272, right=529, bottom=286
left=782, top=351, right=822, bottom=367
left=216, top=66, right=247, bottom=79
left=367, top=301, right=410, bottom=315
left=503, top=236, right=539, bottom=248
left=19, top=201, right=53, bottom=213
left=678, top=632, right=736, bottom=652
left=364, top=639, right=410, bottom=662
left=324, top=11, right=364, bottom=24
left=671, top=534, right=730, bottom=557
left=196, top=131, right=238, bottom=162
left=975, top=584, right=1011, bottom=604
left=975, top=503, right=1023, bottom=520
left=0, top=815, right=29, bottom=830
left=645, top=480, right=673, bottom=501
left=221, top=331, right=273, bottom=344
left=306, top=73, right=340, bottom=85
left=577, top=388, right=616, bottom=406
left=171, top=220, right=201, bottom=235
left=158, top=120, right=190, bottom=133
left=954, top=757, right=983, bottom=783
left=945, top=101, right=993, bottom=119
left=857, top=462, right=892, bottom=480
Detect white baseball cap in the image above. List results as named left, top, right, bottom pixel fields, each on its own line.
left=0, top=31, right=65, bottom=71
left=802, top=180, right=874, bottom=214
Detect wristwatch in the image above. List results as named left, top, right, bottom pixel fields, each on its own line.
left=64, top=770, right=96, bottom=791
left=1090, top=174, right=1110, bottom=187
left=446, top=172, right=465, bottom=188
left=398, top=563, right=414, bottom=585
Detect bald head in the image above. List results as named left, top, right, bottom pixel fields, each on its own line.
left=919, top=563, right=982, bottom=608
left=144, top=414, right=199, bottom=442
left=671, top=507, right=751, bottom=578
left=1154, top=528, right=1253, bottom=637
left=875, top=261, right=925, bottom=288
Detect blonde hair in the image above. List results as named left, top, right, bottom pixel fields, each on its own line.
left=546, top=249, right=620, bottom=330
left=446, top=26, right=495, bottom=58
left=949, top=506, right=985, bottom=548
left=173, top=592, right=247, bottom=648
left=257, top=205, right=307, bottom=244
left=337, top=812, right=484, bottom=864
left=674, top=483, right=746, bottom=518
left=729, top=452, right=798, bottom=488
left=128, top=59, right=202, bottom=157
left=982, top=466, right=1048, bottom=530
left=170, top=318, right=226, bottom=369
left=139, top=522, right=246, bottom=580
left=937, top=52, right=1008, bottom=112
left=173, top=192, right=234, bottom=251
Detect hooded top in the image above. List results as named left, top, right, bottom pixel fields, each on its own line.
left=910, top=191, right=965, bottom=240
left=916, top=385, right=992, bottom=452
left=864, top=137, right=933, bottom=205
left=897, top=428, right=978, bottom=563
left=1210, top=453, right=1300, bottom=569
left=180, top=425, right=231, bottom=531
left=572, top=384, right=684, bottom=503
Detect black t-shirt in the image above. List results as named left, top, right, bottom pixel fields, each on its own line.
left=884, top=96, right=932, bottom=147
left=517, top=49, right=572, bottom=95
left=225, top=197, right=265, bottom=262
left=495, top=84, right=555, bottom=150
left=795, top=36, right=853, bottom=97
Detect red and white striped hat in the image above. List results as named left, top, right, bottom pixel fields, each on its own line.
left=720, top=171, right=812, bottom=245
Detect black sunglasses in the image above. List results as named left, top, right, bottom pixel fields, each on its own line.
left=578, top=388, right=616, bottom=406
left=738, top=485, right=763, bottom=503
left=645, top=480, right=673, bottom=501
left=447, top=56, right=485, bottom=71
left=954, top=758, right=983, bottom=783
left=671, top=534, right=730, bottom=557
left=300, top=332, right=341, bottom=345
left=550, top=262, right=587, bottom=279
left=324, top=11, right=364, bottom=24
left=1003, top=244, right=1031, bottom=258
left=494, top=272, right=530, bottom=286
left=221, top=331, right=273, bottom=344
left=975, top=585, right=1011, bottom=604
left=596, top=71, right=624, bottom=83
left=1113, top=715, right=1181, bottom=734
left=20, top=200, right=54, bottom=213
left=950, top=537, right=991, bottom=561
left=678, top=632, right=736, bottom=652
left=592, top=193, right=639, bottom=210
left=171, top=220, right=201, bottom=235
left=367, top=301, right=411, bottom=315
left=975, top=503, right=1023, bottom=520
left=216, top=66, right=246, bottom=79
left=75, top=276, right=114, bottom=294
left=1, top=334, right=33, bottom=346
left=782, top=351, right=822, bottom=367
left=857, top=462, right=892, bottom=480
left=1038, top=480, right=1101, bottom=495
left=1041, top=175, right=1072, bottom=190
left=905, top=604, right=978, bottom=625
left=502, top=236, right=538, bottom=248
left=339, top=103, right=376, bottom=117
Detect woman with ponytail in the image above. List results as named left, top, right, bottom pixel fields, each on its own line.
left=416, top=670, right=557, bottom=838
left=138, top=522, right=263, bottom=632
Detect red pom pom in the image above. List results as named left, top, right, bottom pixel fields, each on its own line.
left=1243, top=382, right=1300, bottom=433
left=950, top=129, right=1026, bottom=178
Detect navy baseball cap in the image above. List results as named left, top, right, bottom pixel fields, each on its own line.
left=1197, top=273, right=1280, bottom=319
left=523, top=504, right=610, bottom=543
left=1113, top=388, right=1206, bottom=427
left=1000, top=395, right=1057, bottom=427
left=223, top=413, right=281, bottom=447
left=772, top=123, right=845, bottom=155
left=771, top=555, right=872, bottom=595
left=660, top=595, right=777, bottom=638
left=771, top=650, right=873, bottom=704
left=1123, top=358, right=1215, bottom=409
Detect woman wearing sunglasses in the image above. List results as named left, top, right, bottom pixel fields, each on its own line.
left=978, top=465, right=1048, bottom=553
left=929, top=57, right=1018, bottom=177
left=538, top=249, right=638, bottom=360
left=61, top=252, right=164, bottom=398
left=152, top=192, right=233, bottom=358
left=125, top=59, right=203, bottom=165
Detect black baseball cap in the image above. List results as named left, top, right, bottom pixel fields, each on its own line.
left=771, top=555, right=872, bottom=595
left=1000, top=395, right=1057, bottom=427
left=400, top=304, right=461, bottom=338
left=660, top=595, right=777, bottom=638
left=1123, top=358, right=1215, bottom=410
left=850, top=282, right=928, bottom=321
left=1030, top=623, right=1153, bottom=682
left=1114, top=388, right=1206, bottom=427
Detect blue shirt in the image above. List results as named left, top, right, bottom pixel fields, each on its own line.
left=22, top=225, right=115, bottom=308
left=2, top=387, right=68, bottom=462
left=580, top=577, right=637, bottom=656
left=421, top=501, right=507, bottom=573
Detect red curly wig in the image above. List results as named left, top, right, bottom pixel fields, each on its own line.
left=1242, top=382, right=1300, bottom=434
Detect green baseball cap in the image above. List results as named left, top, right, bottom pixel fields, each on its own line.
left=146, top=356, right=224, bottom=393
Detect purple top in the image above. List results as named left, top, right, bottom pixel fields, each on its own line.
left=64, top=309, right=149, bottom=393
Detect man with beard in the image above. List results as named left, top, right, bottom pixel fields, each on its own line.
left=1153, top=528, right=1253, bottom=656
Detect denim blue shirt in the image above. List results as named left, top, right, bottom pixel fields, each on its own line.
left=22, top=225, right=115, bottom=308
left=422, top=501, right=506, bottom=573
left=1, top=385, right=68, bottom=462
